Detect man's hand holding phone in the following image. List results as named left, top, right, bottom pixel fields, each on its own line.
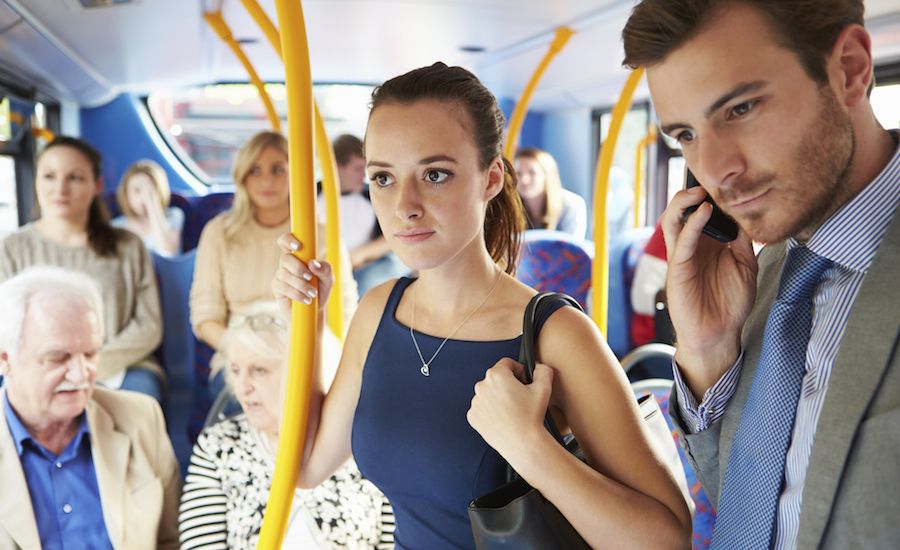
left=660, top=173, right=758, bottom=401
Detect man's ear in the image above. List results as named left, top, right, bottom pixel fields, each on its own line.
left=484, top=157, right=505, bottom=202
left=0, top=351, right=10, bottom=377
left=829, top=24, right=873, bottom=108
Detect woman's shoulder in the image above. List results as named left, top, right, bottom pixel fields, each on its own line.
left=1, top=224, right=37, bottom=247
left=560, top=188, right=587, bottom=210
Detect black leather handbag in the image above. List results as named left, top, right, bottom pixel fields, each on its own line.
left=467, top=292, right=592, bottom=550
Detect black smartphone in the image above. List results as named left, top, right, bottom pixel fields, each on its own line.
left=682, top=170, right=739, bottom=243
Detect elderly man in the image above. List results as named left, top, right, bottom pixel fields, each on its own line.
left=0, top=266, right=180, bottom=549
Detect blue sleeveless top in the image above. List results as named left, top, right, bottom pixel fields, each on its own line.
left=352, top=277, right=566, bottom=550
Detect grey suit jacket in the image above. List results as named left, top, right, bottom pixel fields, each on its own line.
left=0, top=387, right=181, bottom=550
left=672, top=212, right=900, bottom=549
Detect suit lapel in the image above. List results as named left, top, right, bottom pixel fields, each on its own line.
left=798, top=213, right=900, bottom=547
left=0, top=393, right=42, bottom=549
left=88, top=397, right=130, bottom=550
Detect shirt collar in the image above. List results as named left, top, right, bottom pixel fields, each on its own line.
left=793, top=129, right=900, bottom=272
left=2, top=390, right=90, bottom=458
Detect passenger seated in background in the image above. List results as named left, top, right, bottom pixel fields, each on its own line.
left=0, top=266, right=180, bottom=549
left=191, top=130, right=357, bottom=399
left=319, top=134, right=408, bottom=295
left=630, top=222, right=668, bottom=347
left=111, top=159, right=184, bottom=257
left=273, top=62, right=690, bottom=549
left=0, top=136, right=164, bottom=401
left=514, top=146, right=587, bottom=239
left=178, top=301, right=392, bottom=550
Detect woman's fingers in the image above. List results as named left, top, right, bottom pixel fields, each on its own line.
left=276, top=232, right=302, bottom=254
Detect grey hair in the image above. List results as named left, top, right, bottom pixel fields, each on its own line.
left=221, top=301, right=288, bottom=389
left=0, top=266, right=104, bottom=357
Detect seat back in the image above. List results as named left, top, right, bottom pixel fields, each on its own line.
left=607, top=226, right=654, bottom=357
left=516, top=229, right=594, bottom=310
left=182, top=192, right=234, bottom=251
left=631, top=379, right=716, bottom=550
left=150, top=249, right=197, bottom=473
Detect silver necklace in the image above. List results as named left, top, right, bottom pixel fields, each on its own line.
left=409, top=270, right=503, bottom=377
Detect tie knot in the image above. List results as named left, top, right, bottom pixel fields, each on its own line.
left=777, top=246, right=834, bottom=303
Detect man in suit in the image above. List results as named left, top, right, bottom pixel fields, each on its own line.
left=622, top=0, right=899, bottom=548
left=0, top=266, right=180, bottom=549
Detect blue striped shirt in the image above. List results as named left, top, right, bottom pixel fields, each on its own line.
left=674, top=131, right=900, bottom=549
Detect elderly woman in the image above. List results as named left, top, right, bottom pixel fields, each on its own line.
left=178, top=301, right=392, bottom=550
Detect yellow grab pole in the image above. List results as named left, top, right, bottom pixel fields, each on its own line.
left=239, top=0, right=282, bottom=58
left=313, top=102, right=345, bottom=339
left=632, top=125, right=657, bottom=228
left=31, top=127, right=55, bottom=141
left=203, top=11, right=281, bottom=132
left=502, top=27, right=574, bottom=160
left=240, top=0, right=345, bottom=340
left=591, top=68, right=644, bottom=335
left=258, top=0, right=316, bottom=548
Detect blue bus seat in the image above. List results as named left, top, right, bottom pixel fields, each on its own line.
left=632, top=378, right=716, bottom=550
left=151, top=249, right=197, bottom=473
left=607, top=226, right=654, bottom=358
left=516, top=229, right=595, bottom=310
left=182, top=192, right=234, bottom=252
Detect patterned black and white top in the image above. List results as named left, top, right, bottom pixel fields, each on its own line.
left=178, top=415, right=394, bottom=549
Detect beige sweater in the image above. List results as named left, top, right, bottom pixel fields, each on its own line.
left=0, top=224, right=163, bottom=382
left=190, top=214, right=358, bottom=346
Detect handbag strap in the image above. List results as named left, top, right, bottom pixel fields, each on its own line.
left=518, top=292, right=584, bottom=448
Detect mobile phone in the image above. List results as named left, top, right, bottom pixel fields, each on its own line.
left=682, top=170, right=739, bottom=243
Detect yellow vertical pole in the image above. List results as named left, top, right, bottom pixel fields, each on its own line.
left=258, top=0, right=316, bottom=547
left=591, top=68, right=644, bottom=335
left=240, top=0, right=346, bottom=340
left=502, top=27, right=574, bottom=160
left=633, top=126, right=657, bottom=228
left=202, top=12, right=281, bottom=132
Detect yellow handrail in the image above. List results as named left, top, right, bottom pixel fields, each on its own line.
left=239, top=0, right=345, bottom=340
left=502, top=27, right=574, bottom=160
left=31, top=127, right=55, bottom=141
left=257, top=0, right=316, bottom=547
left=633, top=125, right=657, bottom=228
left=203, top=11, right=281, bottom=132
left=591, top=68, right=645, bottom=335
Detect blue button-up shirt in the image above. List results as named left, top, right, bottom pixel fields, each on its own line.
left=3, top=393, right=114, bottom=550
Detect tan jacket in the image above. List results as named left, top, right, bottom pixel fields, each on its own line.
left=0, top=388, right=181, bottom=549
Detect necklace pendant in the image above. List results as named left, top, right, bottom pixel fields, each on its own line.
left=420, top=364, right=430, bottom=377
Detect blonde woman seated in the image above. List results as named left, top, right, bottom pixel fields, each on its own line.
left=190, top=130, right=357, bottom=396
left=111, top=159, right=183, bottom=256
left=178, top=302, right=392, bottom=550
left=514, top=147, right=587, bottom=239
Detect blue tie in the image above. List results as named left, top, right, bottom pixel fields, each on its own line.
left=711, top=246, right=833, bottom=549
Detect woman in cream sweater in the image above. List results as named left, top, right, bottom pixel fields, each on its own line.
left=190, top=131, right=356, bottom=397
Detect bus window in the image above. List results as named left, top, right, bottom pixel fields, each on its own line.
left=872, top=83, right=900, bottom=129
left=0, top=155, right=18, bottom=238
left=147, top=83, right=373, bottom=186
left=596, top=104, right=650, bottom=231
left=666, top=155, right=686, bottom=206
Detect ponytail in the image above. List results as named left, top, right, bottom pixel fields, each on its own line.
left=87, top=197, right=120, bottom=257
left=485, top=157, right=525, bottom=274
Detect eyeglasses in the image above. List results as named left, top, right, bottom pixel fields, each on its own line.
left=228, top=313, right=287, bottom=331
